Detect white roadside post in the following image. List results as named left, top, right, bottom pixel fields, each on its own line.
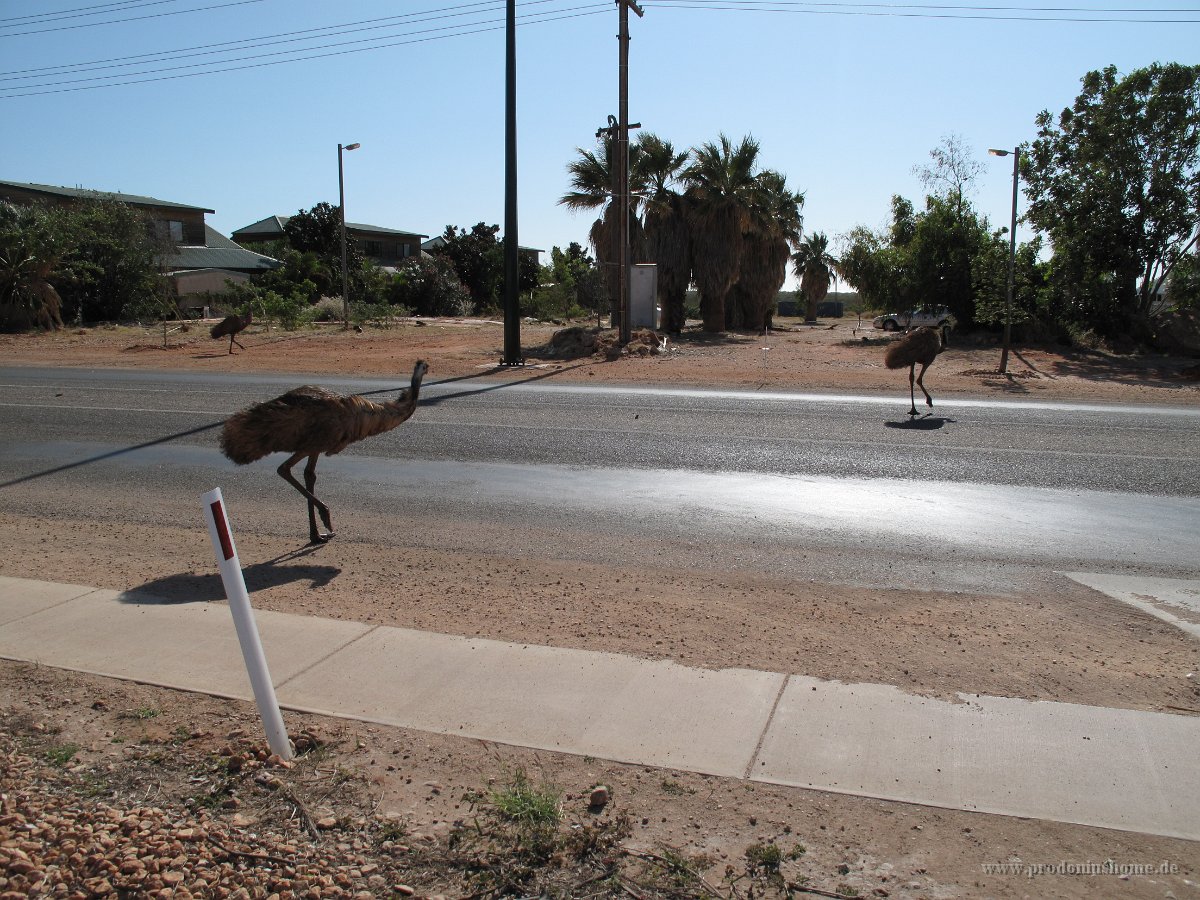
left=202, top=487, right=293, bottom=760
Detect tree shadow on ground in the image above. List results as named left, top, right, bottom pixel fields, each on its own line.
left=841, top=335, right=894, bottom=348
left=119, top=546, right=340, bottom=605
left=1045, top=348, right=1199, bottom=390
left=354, top=363, right=588, bottom=406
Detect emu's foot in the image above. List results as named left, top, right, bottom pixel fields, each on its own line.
left=309, top=530, right=335, bottom=545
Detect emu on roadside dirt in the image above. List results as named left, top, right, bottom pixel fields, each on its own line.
left=210, top=311, right=252, bottom=354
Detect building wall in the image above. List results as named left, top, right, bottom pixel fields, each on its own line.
left=172, top=269, right=250, bottom=297
left=0, top=184, right=207, bottom=246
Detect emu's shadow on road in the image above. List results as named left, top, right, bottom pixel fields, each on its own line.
left=884, top=416, right=955, bottom=430
left=119, top=547, right=340, bottom=605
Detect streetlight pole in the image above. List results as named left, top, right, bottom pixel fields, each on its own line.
left=989, top=146, right=1019, bottom=375
left=338, top=141, right=360, bottom=331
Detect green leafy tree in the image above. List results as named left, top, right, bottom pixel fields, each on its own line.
left=531, top=242, right=605, bottom=321
left=1169, top=247, right=1200, bottom=309
left=837, top=225, right=906, bottom=313
left=432, top=222, right=503, bottom=310
left=57, top=200, right=172, bottom=323
left=913, top=133, right=983, bottom=223
left=283, top=202, right=366, bottom=299
left=1023, top=63, right=1200, bottom=336
left=972, top=232, right=1050, bottom=332
left=386, top=256, right=472, bottom=317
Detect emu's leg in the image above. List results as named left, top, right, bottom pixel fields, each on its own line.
left=228, top=334, right=236, bottom=354
left=907, top=365, right=918, bottom=416
left=916, top=361, right=933, bottom=408
left=232, top=335, right=245, bottom=351
left=303, top=453, right=334, bottom=542
left=276, top=452, right=334, bottom=544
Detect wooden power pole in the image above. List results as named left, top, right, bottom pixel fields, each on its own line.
left=616, top=0, right=643, bottom=344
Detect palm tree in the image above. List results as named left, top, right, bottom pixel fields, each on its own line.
left=0, top=201, right=66, bottom=332
left=560, top=137, right=646, bottom=320
left=729, top=170, right=805, bottom=331
left=682, top=134, right=762, bottom=332
left=635, top=132, right=691, bottom=332
left=793, top=232, right=841, bottom=323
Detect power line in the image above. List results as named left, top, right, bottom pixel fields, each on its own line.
left=645, top=0, right=1200, bottom=23
left=0, top=0, right=536, bottom=80
left=0, top=4, right=609, bottom=92
left=3, top=0, right=1192, bottom=99
left=0, top=0, right=266, bottom=37
left=0, top=0, right=196, bottom=27
left=0, top=5, right=610, bottom=98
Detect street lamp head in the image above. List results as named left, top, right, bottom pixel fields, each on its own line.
left=988, top=148, right=1010, bottom=157
left=343, top=142, right=361, bottom=151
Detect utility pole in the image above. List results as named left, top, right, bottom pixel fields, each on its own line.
left=500, top=0, right=523, bottom=366
left=616, top=0, right=643, bottom=344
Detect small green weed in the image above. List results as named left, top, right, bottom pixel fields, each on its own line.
left=746, top=841, right=783, bottom=873
left=44, top=742, right=81, bottom=767
left=488, top=769, right=562, bottom=829
left=660, top=778, right=696, bottom=795
left=123, top=705, right=160, bottom=720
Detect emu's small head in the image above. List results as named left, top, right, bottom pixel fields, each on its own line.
left=412, top=359, right=429, bottom=382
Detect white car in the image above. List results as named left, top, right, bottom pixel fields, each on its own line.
left=873, top=308, right=955, bottom=331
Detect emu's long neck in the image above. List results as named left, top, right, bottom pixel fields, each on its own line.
left=384, top=371, right=423, bottom=422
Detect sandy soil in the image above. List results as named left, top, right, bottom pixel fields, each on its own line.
left=1, top=315, right=1198, bottom=403
left=2, top=318, right=1199, bottom=898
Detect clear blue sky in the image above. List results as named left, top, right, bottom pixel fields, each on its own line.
left=2, top=1, right=1197, bottom=289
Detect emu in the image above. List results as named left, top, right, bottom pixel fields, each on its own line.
left=884, top=326, right=945, bottom=416
left=210, top=311, right=252, bottom=354
left=220, top=360, right=428, bottom=544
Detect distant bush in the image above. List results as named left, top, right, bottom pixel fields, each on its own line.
left=386, top=256, right=472, bottom=317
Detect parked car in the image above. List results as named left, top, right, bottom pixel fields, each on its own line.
left=873, top=307, right=955, bottom=331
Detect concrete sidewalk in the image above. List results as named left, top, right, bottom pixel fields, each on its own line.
left=1, top=574, right=1197, bottom=841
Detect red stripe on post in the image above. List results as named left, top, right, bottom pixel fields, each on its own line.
left=210, top=500, right=234, bottom=561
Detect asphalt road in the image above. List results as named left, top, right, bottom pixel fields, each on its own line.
left=1, top=366, right=1198, bottom=594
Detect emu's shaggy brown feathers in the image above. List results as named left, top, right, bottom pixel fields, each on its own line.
left=217, top=359, right=428, bottom=544
left=884, top=326, right=943, bottom=369
left=220, top=386, right=419, bottom=464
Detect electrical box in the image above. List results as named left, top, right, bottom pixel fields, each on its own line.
left=630, top=263, right=659, bottom=329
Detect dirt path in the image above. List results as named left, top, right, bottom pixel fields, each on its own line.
left=3, top=316, right=1198, bottom=404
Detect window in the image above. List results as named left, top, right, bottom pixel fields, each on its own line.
left=155, top=220, right=184, bottom=243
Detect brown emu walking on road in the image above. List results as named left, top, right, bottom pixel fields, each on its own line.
left=211, top=311, right=252, bottom=354
left=220, top=360, right=429, bottom=544
left=885, top=326, right=945, bottom=416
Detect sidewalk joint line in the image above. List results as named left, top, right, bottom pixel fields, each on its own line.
left=0, top=584, right=105, bottom=627
left=743, top=673, right=789, bottom=780
left=273, top=624, right=382, bottom=690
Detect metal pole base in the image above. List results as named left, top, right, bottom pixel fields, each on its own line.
left=498, top=358, right=525, bottom=367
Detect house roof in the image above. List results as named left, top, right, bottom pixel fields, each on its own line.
left=166, top=226, right=280, bottom=272
left=0, top=180, right=214, bottom=214
left=233, top=215, right=426, bottom=240
left=421, top=236, right=543, bottom=254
